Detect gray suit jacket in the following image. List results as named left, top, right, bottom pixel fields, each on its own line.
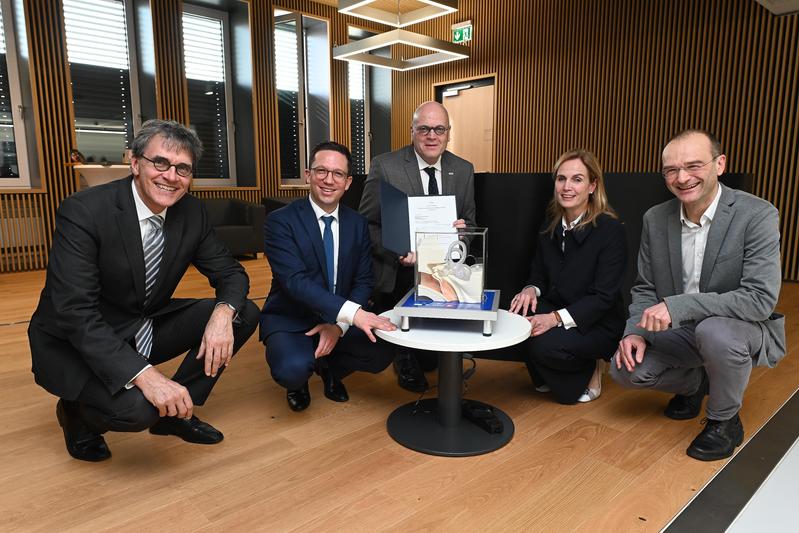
left=359, top=145, right=476, bottom=293
left=625, top=185, right=786, bottom=367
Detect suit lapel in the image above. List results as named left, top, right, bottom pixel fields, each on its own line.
left=297, top=199, right=330, bottom=289
left=699, top=186, right=734, bottom=291
left=115, top=178, right=146, bottom=304
left=403, top=145, right=425, bottom=196
left=441, top=151, right=456, bottom=196
left=666, top=206, right=684, bottom=293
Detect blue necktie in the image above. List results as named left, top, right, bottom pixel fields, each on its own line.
left=322, top=216, right=335, bottom=292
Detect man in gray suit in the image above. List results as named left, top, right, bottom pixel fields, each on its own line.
left=359, top=101, right=476, bottom=392
left=610, top=129, right=785, bottom=461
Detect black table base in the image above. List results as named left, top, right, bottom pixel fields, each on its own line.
left=386, top=351, right=514, bottom=457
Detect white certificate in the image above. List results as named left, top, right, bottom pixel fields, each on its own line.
left=408, top=195, right=458, bottom=252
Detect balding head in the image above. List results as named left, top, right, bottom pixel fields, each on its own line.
left=411, top=101, right=451, bottom=165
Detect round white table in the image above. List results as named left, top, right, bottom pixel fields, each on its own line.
left=377, top=309, right=531, bottom=456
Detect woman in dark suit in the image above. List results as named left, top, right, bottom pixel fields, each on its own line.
left=510, top=149, right=627, bottom=404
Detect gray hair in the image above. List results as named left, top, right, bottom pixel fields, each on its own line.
left=131, top=119, right=203, bottom=165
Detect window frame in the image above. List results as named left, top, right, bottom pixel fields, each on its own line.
left=182, top=3, right=237, bottom=187
left=346, top=24, right=376, bottom=176
left=0, top=0, right=31, bottom=189
left=274, top=9, right=333, bottom=189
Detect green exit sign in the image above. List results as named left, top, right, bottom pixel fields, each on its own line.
left=452, top=22, right=472, bottom=43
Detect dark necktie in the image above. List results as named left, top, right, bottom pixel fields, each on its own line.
left=424, top=166, right=439, bottom=195
left=322, top=215, right=335, bottom=292
left=135, top=215, right=164, bottom=358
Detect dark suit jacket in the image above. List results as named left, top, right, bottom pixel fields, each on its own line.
left=625, top=185, right=786, bottom=367
left=359, top=145, right=476, bottom=293
left=527, top=214, right=628, bottom=336
left=259, top=198, right=374, bottom=339
left=29, top=177, right=249, bottom=400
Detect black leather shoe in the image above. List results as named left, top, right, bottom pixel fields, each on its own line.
left=56, top=399, right=111, bottom=462
left=686, top=414, right=744, bottom=461
left=393, top=352, right=428, bottom=393
left=664, top=370, right=709, bottom=420
left=286, top=383, right=311, bottom=412
left=319, top=366, right=349, bottom=402
left=149, top=415, right=223, bottom=444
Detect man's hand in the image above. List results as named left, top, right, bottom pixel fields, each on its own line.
left=638, top=302, right=672, bottom=332
left=453, top=218, right=467, bottom=229
left=399, top=251, right=416, bottom=266
left=133, top=367, right=193, bottom=418
left=353, top=308, right=397, bottom=342
left=305, top=323, right=343, bottom=358
left=510, top=287, right=538, bottom=316
left=528, top=312, right=558, bottom=337
left=196, top=304, right=235, bottom=377
left=615, top=334, right=647, bottom=372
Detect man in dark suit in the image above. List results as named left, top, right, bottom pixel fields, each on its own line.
left=29, top=120, right=259, bottom=462
left=610, top=129, right=785, bottom=461
left=359, top=101, right=476, bottom=392
left=260, top=142, right=396, bottom=412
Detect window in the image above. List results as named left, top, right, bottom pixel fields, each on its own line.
left=348, top=59, right=367, bottom=175
left=63, top=0, right=140, bottom=165
left=182, top=5, right=236, bottom=184
left=274, top=10, right=331, bottom=187
left=0, top=0, right=33, bottom=188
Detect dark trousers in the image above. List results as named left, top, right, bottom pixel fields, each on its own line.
left=75, top=299, right=260, bottom=433
left=265, top=327, right=394, bottom=391
left=524, top=300, right=619, bottom=404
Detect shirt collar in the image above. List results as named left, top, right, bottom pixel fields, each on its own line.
left=680, top=184, right=722, bottom=227
left=561, top=211, right=585, bottom=231
left=414, top=150, right=442, bottom=172
left=131, top=179, right=167, bottom=223
left=308, top=196, right=339, bottom=221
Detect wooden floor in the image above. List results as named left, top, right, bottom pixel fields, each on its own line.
left=1, top=260, right=796, bottom=532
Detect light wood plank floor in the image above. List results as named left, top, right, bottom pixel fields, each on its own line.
left=1, top=260, right=796, bottom=532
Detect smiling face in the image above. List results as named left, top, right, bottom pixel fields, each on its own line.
left=411, top=102, right=450, bottom=165
left=130, top=134, right=193, bottom=214
left=661, top=132, right=726, bottom=219
left=306, top=149, right=352, bottom=213
left=554, top=158, right=596, bottom=223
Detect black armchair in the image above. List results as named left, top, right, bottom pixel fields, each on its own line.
left=203, top=198, right=265, bottom=257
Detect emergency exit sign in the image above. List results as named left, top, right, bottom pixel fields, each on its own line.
left=452, top=21, right=472, bottom=43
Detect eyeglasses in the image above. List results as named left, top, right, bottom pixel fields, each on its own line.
left=309, top=166, right=349, bottom=181
left=139, top=154, right=193, bottom=177
left=661, top=157, right=717, bottom=180
left=413, top=125, right=450, bottom=136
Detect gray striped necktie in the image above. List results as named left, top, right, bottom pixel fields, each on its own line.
left=135, top=215, right=164, bottom=358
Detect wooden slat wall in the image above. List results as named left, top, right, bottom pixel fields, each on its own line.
left=392, top=0, right=799, bottom=281
left=151, top=0, right=189, bottom=124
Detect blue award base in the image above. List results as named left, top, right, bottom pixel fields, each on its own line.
left=393, top=289, right=500, bottom=336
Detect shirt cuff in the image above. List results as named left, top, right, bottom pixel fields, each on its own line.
left=125, top=364, right=152, bottom=390
left=524, top=284, right=542, bottom=297
left=216, top=301, right=239, bottom=321
left=336, top=322, right=350, bottom=337
left=337, top=300, right=361, bottom=326
left=557, top=308, right=577, bottom=329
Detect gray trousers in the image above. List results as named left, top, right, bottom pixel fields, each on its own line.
left=610, top=317, right=763, bottom=420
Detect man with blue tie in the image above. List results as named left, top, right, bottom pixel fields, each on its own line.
left=260, top=142, right=396, bottom=412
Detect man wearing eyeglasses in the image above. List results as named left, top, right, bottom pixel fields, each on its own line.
left=28, top=119, right=260, bottom=462
left=260, top=141, right=396, bottom=412
left=610, top=129, right=785, bottom=461
left=359, top=101, right=476, bottom=393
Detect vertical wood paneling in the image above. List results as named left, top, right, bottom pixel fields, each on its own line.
left=391, top=0, right=799, bottom=281
left=151, top=0, right=189, bottom=123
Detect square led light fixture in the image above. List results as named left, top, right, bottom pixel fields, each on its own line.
left=333, top=29, right=469, bottom=71
left=338, top=0, right=457, bottom=28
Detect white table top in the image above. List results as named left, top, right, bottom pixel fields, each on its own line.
left=376, top=309, right=531, bottom=352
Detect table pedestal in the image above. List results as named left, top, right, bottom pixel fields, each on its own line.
left=386, top=352, right=514, bottom=457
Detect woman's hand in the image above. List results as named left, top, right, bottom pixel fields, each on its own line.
left=510, top=287, right=537, bottom=316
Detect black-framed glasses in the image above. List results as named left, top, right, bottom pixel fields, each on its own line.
left=139, top=154, right=193, bottom=177
left=413, top=125, right=450, bottom=136
left=309, top=166, right=348, bottom=181
left=661, top=157, right=717, bottom=180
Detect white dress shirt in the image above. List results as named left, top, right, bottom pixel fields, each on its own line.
left=414, top=151, right=443, bottom=195
left=308, top=197, right=361, bottom=336
left=680, top=185, right=722, bottom=294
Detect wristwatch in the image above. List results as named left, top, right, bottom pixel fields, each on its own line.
left=553, top=311, right=563, bottom=327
